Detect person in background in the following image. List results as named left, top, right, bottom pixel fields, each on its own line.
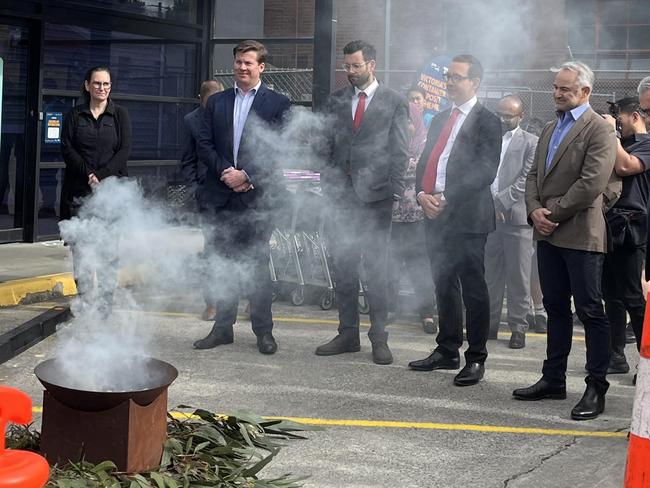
left=60, top=66, right=131, bottom=316
left=407, top=86, right=426, bottom=112
left=601, top=97, right=650, bottom=380
left=484, top=94, right=538, bottom=349
left=514, top=61, right=617, bottom=421
left=389, top=101, right=436, bottom=334
left=181, top=79, right=224, bottom=321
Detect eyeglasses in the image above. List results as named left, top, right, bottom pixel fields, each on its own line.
left=342, top=61, right=370, bottom=72
left=444, top=74, right=471, bottom=83
left=496, top=112, right=522, bottom=120
left=638, top=107, right=650, bottom=117
left=91, top=81, right=112, bottom=89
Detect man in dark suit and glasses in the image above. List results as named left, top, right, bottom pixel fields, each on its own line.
left=408, top=54, right=502, bottom=386
left=194, top=40, right=290, bottom=355
left=316, top=40, right=410, bottom=365
left=513, top=62, right=617, bottom=420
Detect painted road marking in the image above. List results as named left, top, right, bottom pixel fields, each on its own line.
left=29, top=407, right=622, bottom=438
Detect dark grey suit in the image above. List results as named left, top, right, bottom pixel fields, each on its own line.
left=485, top=128, right=538, bottom=334
left=321, top=84, right=410, bottom=341
left=180, top=105, right=207, bottom=207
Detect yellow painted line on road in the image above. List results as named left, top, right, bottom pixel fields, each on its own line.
left=30, top=406, right=623, bottom=438
left=0, top=273, right=77, bottom=307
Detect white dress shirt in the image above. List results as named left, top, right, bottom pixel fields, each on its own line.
left=233, top=80, right=261, bottom=167
left=434, top=95, right=478, bottom=194
left=351, top=78, right=379, bottom=119
left=491, top=126, right=520, bottom=196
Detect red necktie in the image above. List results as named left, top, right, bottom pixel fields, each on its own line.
left=421, top=108, right=461, bottom=194
left=353, top=92, right=367, bottom=130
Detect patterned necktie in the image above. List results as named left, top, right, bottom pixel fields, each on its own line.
left=353, top=92, right=367, bottom=131
left=420, top=108, right=461, bottom=194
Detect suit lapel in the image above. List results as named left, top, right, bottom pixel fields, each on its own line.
left=447, top=103, right=481, bottom=163
left=538, top=121, right=555, bottom=181
left=545, top=109, right=592, bottom=177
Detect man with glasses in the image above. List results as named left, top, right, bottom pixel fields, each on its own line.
left=317, top=40, right=410, bottom=365
left=408, top=54, right=501, bottom=386
left=638, top=76, right=650, bottom=131
left=484, top=94, right=539, bottom=349
left=601, top=97, right=650, bottom=382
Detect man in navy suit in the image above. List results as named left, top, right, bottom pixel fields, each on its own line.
left=408, top=54, right=502, bottom=386
left=180, top=79, right=223, bottom=322
left=194, top=40, right=290, bottom=354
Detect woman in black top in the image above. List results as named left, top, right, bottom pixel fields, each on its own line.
left=60, top=66, right=131, bottom=219
left=60, top=66, right=131, bottom=315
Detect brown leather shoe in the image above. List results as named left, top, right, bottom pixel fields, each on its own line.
left=201, top=305, right=217, bottom=321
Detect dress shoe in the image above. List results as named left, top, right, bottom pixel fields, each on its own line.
left=453, top=362, right=485, bottom=386
left=513, top=378, right=566, bottom=401
left=533, top=314, right=547, bottom=334
left=193, top=326, right=233, bottom=349
left=422, top=318, right=437, bottom=335
left=625, top=324, right=637, bottom=344
left=371, top=341, right=393, bottom=365
left=508, top=331, right=526, bottom=349
left=571, top=385, right=605, bottom=420
left=257, top=332, right=277, bottom=355
left=201, top=305, right=217, bottom=321
left=408, top=351, right=460, bottom=371
left=315, top=333, right=360, bottom=356
left=607, top=352, right=630, bottom=375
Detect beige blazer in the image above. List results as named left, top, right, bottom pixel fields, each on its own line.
left=525, top=107, right=619, bottom=253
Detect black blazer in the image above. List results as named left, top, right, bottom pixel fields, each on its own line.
left=415, top=102, right=502, bottom=234
left=320, top=84, right=410, bottom=203
left=196, top=84, right=291, bottom=211
left=180, top=105, right=206, bottom=202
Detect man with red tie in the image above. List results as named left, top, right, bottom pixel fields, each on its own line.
left=408, top=54, right=502, bottom=385
left=317, top=40, right=410, bottom=365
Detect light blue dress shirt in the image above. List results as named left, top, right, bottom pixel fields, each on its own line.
left=545, top=102, right=590, bottom=169
left=233, top=80, right=261, bottom=167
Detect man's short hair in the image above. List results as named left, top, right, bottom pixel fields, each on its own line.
left=343, top=40, right=376, bottom=62
left=617, top=96, right=642, bottom=115
left=200, top=79, right=224, bottom=99
left=452, top=54, right=483, bottom=81
left=555, top=61, right=595, bottom=89
left=638, top=76, right=650, bottom=96
left=233, top=40, right=267, bottom=63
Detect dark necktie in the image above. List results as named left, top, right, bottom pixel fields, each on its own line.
left=353, top=92, right=367, bottom=131
left=420, top=108, right=461, bottom=194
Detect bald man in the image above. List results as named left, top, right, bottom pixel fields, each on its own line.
left=181, top=79, right=224, bottom=321
left=484, top=95, right=538, bottom=349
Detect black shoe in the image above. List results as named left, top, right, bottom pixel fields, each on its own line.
left=570, top=385, right=605, bottom=420
left=534, top=314, right=547, bottom=334
left=625, top=324, right=636, bottom=345
left=257, top=332, right=277, bottom=355
left=422, top=318, right=437, bottom=335
left=371, top=341, right=393, bottom=365
left=315, top=333, right=360, bottom=356
left=193, top=326, right=234, bottom=349
left=453, top=362, right=484, bottom=386
left=513, top=378, right=566, bottom=401
left=408, top=351, right=460, bottom=371
left=508, top=331, right=526, bottom=349
left=607, top=353, right=630, bottom=375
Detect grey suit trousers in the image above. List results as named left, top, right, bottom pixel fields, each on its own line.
left=485, top=222, right=533, bottom=334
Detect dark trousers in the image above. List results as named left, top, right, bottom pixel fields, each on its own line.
left=537, top=241, right=610, bottom=393
left=602, top=243, right=645, bottom=355
left=328, top=195, right=393, bottom=341
left=198, top=212, right=217, bottom=308
left=388, top=221, right=435, bottom=320
left=424, top=223, right=490, bottom=364
left=205, top=198, right=273, bottom=336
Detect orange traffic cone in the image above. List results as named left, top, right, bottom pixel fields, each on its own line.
left=624, top=295, right=650, bottom=487
left=0, top=386, right=50, bottom=488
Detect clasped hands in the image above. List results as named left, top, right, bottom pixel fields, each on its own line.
left=221, top=167, right=253, bottom=192
left=530, top=207, right=558, bottom=236
left=417, top=192, right=446, bottom=220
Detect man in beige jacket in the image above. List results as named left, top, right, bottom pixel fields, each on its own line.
left=513, top=61, right=618, bottom=421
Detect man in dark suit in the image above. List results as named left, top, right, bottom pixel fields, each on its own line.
left=513, top=61, right=618, bottom=420
left=180, top=79, right=224, bottom=322
left=316, top=40, right=410, bottom=365
left=194, top=40, right=290, bottom=355
left=408, top=54, right=502, bottom=386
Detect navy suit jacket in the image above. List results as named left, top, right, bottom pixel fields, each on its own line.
left=197, top=84, right=291, bottom=211
left=180, top=105, right=205, bottom=203
left=415, top=102, right=502, bottom=234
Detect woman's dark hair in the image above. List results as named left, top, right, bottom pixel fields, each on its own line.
left=80, top=66, right=112, bottom=103
left=407, top=85, right=426, bottom=98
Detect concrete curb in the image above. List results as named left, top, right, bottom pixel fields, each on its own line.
left=0, top=273, right=77, bottom=307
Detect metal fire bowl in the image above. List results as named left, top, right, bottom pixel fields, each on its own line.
left=34, top=357, right=178, bottom=412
